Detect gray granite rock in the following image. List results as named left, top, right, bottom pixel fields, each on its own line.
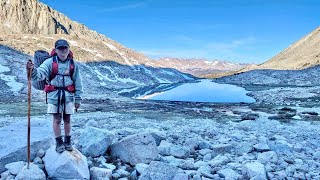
left=135, top=163, right=149, bottom=174
left=218, top=168, right=241, bottom=180
left=110, top=133, right=158, bottom=165
left=158, top=140, right=190, bottom=158
left=257, top=151, right=278, bottom=164
left=172, top=173, right=188, bottom=180
left=15, top=163, right=46, bottom=180
left=170, top=145, right=190, bottom=159
left=0, top=120, right=52, bottom=173
left=211, top=144, right=233, bottom=157
left=242, top=161, right=267, bottom=180
left=161, top=155, right=184, bottom=167
left=4, top=161, right=25, bottom=175
left=90, top=167, right=112, bottom=180
left=139, top=161, right=181, bottom=180
left=33, top=157, right=43, bottom=164
left=36, top=149, right=45, bottom=158
left=253, top=143, right=270, bottom=152
left=208, top=155, right=229, bottom=167
left=43, top=146, right=89, bottom=180
left=0, top=170, right=11, bottom=179
left=78, top=126, right=115, bottom=157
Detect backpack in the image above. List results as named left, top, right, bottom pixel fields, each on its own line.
left=32, top=49, right=74, bottom=91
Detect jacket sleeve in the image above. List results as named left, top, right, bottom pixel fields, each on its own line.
left=31, top=59, right=51, bottom=81
left=73, top=62, right=83, bottom=104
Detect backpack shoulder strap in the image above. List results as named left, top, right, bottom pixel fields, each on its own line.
left=49, top=56, right=58, bottom=81
left=69, top=59, right=75, bottom=80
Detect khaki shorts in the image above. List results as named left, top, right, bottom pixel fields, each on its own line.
left=47, top=102, right=75, bottom=114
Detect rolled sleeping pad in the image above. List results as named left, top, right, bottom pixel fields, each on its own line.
left=32, top=50, right=50, bottom=90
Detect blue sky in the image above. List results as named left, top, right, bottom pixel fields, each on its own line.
left=40, top=0, right=319, bottom=64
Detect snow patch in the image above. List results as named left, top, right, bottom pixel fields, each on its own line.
left=69, top=40, right=78, bottom=46
left=104, top=43, right=133, bottom=66
left=93, top=68, right=145, bottom=86
left=37, top=44, right=50, bottom=51
left=117, top=86, right=141, bottom=94
left=45, top=37, right=55, bottom=40
left=0, top=74, right=24, bottom=92
left=0, top=64, right=10, bottom=73
left=136, top=92, right=163, bottom=99
left=95, top=54, right=103, bottom=58
left=104, top=43, right=117, bottom=51
left=82, top=47, right=98, bottom=54
left=154, top=77, right=172, bottom=83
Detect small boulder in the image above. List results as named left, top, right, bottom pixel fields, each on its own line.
left=15, top=163, right=46, bottom=180
left=90, top=167, right=112, bottom=180
left=139, top=161, right=181, bottom=180
left=218, top=168, right=241, bottom=180
left=253, top=143, right=270, bottom=152
left=211, top=144, right=233, bottom=157
left=5, top=161, right=25, bottom=175
left=135, top=163, right=149, bottom=174
left=36, top=149, right=45, bottom=158
left=257, top=151, right=278, bottom=164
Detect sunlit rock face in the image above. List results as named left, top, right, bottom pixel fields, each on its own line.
left=0, top=0, right=155, bottom=65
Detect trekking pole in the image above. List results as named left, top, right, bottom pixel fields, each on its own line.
left=27, top=59, right=32, bottom=169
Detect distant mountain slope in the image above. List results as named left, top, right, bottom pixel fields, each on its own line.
left=204, top=26, right=320, bottom=78
left=156, top=57, right=248, bottom=77
left=259, top=26, right=320, bottom=70
left=0, top=0, right=154, bottom=65
left=214, top=65, right=320, bottom=87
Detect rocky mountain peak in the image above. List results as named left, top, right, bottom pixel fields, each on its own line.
left=1, top=0, right=107, bottom=40
left=0, top=0, right=153, bottom=64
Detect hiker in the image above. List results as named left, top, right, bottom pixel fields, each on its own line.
left=26, top=39, right=83, bottom=153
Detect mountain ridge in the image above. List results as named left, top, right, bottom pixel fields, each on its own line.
left=0, top=0, right=154, bottom=66
left=155, top=57, right=249, bottom=76
left=203, top=26, right=320, bottom=78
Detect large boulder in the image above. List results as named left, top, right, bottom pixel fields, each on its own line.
left=158, top=140, right=190, bottom=159
left=110, top=133, right=158, bottom=165
left=15, top=163, right=46, bottom=180
left=139, top=161, right=182, bottom=180
left=43, top=146, right=89, bottom=180
left=242, top=161, right=267, bottom=180
left=77, top=126, right=115, bottom=157
left=218, top=168, right=241, bottom=180
left=0, top=119, right=53, bottom=173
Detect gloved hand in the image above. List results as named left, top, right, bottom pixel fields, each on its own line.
left=26, top=60, right=34, bottom=70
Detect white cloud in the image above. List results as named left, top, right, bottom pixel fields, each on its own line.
left=99, top=2, right=147, bottom=12
left=206, top=37, right=257, bottom=53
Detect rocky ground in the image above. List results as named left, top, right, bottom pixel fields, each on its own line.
left=1, top=84, right=320, bottom=179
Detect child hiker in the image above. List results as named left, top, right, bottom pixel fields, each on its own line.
left=26, top=39, right=83, bottom=153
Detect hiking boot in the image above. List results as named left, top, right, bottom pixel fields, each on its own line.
left=55, top=136, right=65, bottom=153
left=64, top=135, right=73, bottom=151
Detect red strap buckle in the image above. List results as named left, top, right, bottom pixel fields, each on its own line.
left=44, top=85, right=55, bottom=93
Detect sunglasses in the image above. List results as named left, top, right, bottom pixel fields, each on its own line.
left=57, top=46, right=68, bottom=50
